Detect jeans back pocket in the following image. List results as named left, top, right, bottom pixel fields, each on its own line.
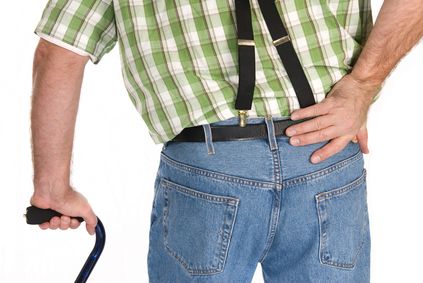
left=161, top=177, right=240, bottom=275
left=315, top=168, right=369, bottom=269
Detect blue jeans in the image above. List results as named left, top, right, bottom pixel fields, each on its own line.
left=147, top=116, right=370, bottom=282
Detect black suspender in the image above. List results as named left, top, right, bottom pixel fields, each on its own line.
left=257, top=0, right=316, bottom=108
left=234, top=0, right=316, bottom=127
left=234, top=0, right=256, bottom=127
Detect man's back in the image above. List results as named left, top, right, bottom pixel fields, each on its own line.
left=34, top=0, right=373, bottom=143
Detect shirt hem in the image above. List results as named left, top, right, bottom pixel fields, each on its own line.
left=35, top=31, right=98, bottom=63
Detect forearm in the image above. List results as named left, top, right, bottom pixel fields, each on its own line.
left=31, top=39, right=88, bottom=199
left=351, top=0, right=423, bottom=87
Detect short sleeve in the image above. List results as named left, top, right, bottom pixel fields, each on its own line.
left=34, top=0, right=117, bottom=64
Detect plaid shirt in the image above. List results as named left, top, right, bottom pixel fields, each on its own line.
left=35, top=0, right=374, bottom=144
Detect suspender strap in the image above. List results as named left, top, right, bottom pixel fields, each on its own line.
left=234, top=0, right=255, bottom=126
left=257, top=0, right=316, bottom=108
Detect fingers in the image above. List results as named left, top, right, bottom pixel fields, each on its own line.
left=290, top=99, right=332, bottom=120
left=286, top=112, right=364, bottom=150
left=70, top=219, right=81, bottom=229
left=310, top=136, right=351, bottom=164
left=39, top=222, right=49, bottom=230
left=50, top=216, right=61, bottom=229
left=288, top=125, right=339, bottom=146
left=286, top=115, right=334, bottom=136
left=59, top=216, right=71, bottom=230
left=37, top=216, right=82, bottom=230
left=37, top=214, right=94, bottom=234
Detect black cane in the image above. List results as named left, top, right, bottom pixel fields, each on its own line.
left=25, top=206, right=106, bottom=283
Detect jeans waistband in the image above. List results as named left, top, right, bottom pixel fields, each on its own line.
left=209, top=115, right=290, bottom=126
left=199, top=115, right=291, bottom=154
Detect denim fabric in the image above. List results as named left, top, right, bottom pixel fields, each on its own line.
left=147, top=116, right=370, bottom=282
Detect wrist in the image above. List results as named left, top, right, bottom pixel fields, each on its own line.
left=350, top=62, right=385, bottom=88
left=348, top=72, right=383, bottom=102
left=33, top=179, right=72, bottom=202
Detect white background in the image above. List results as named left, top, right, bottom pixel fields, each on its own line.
left=1, top=1, right=422, bottom=282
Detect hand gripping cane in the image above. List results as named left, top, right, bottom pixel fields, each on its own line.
left=24, top=206, right=106, bottom=283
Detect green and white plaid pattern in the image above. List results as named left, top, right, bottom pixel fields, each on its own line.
left=35, top=0, right=374, bottom=144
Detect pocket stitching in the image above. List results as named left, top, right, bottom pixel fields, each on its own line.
left=316, top=168, right=367, bottom=202
left=315, top=169, right=367, bottom=269
left=161, top=178, right=239, bottom=275
left=283, top=148, right=363, bottom=188
left=160, top=152, right=276, bottom=190
left=160, top=178, right=239, bottom=205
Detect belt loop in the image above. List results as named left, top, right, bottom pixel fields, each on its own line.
left=202, top=124, right=216, bottom=155
left=264, top=115, right=278, bottom=151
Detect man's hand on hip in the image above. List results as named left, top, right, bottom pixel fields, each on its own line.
left=285, top=73, right=380, bottom=164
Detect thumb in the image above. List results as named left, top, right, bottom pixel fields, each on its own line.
left=66, top=190, right=97, bottom=235
left=83, top=209, right=98, bottom=236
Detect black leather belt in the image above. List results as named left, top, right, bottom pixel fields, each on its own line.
left=171, top=117, right=313, bottom=142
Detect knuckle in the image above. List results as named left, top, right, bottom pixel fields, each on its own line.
left=319, top=151, right=331, bottom=162
left=85, top=217, right=96, bottom=227
left=70, top=220, right=79, bottom=229
left=318, top=153, right=326, bottom=162
left=312, top=106, right=319, bottom=117
left=318, top=130, right=328, bottom=141
left=320, top=144, right=338, bottom=160
left=61, top=216, right=70, bottom=223
left=327, top=96, right=336, bottom=106
left=83, top=206, right=94, bottom=217
left=314, top=118, right=322, bottom=130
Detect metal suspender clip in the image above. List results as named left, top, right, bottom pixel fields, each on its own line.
left=238, top=110, right=248, bottom=127
left=238, top=39, right=255, bottom=46
left=273, top=35, right=290, bottom=47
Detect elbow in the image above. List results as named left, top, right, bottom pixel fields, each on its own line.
left=33, top=39, right=50, bottom=72
left=33, top=38, right=89, bottom=74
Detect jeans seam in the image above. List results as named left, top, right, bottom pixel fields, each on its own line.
left=258, top=190, right=281, bottom=263
left=315, top=169, right=367, bottom=201
left=160, top=177, right=239, bottom=205
left=160, top=152, right=279, bottom=190
left=272, top=149, right=282, bottom=185
left=281, top=149, right=363, bottom=189
left=257, top=149, right=283, bottom=262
